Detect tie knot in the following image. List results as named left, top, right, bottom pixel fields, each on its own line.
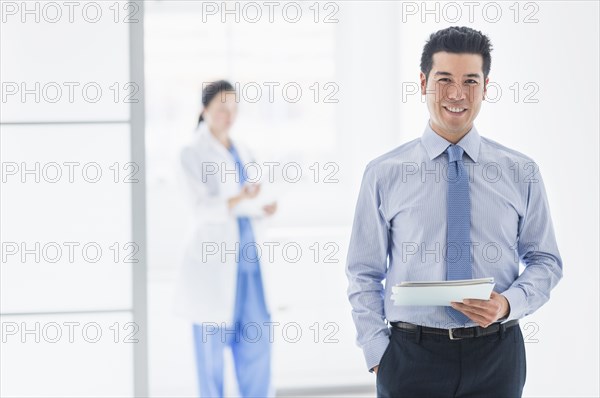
left=446, top=144, right=464, bottom=163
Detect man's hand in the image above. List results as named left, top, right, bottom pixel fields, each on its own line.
left=372, top=365, right=379, bottom=375
left=450, top=291, right=510, bottom=328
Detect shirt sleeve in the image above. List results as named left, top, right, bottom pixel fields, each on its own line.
left=500, top=163, right=563, bottom=323
left=345, top=164, right=391, bottom=373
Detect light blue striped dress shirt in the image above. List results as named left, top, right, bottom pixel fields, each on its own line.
left=345, top=119, right=563, bottom=372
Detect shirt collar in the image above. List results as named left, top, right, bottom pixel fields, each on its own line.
left=421, top=119, right=481, bottom=162
left=195, top=122, right=236, bottom=159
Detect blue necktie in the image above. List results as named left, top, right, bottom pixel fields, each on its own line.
left=445, top=144, right=472, bottom=326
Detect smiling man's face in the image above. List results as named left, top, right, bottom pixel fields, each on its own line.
left=420, top=51, right=488, bottom=143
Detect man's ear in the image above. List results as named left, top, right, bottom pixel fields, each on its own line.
left=420, top=72, right=427, bottom=95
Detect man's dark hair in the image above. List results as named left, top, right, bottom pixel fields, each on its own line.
left=420, top=26, right=493, bottom=83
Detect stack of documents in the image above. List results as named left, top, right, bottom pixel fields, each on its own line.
left=390, top=277, right=495, bottom=306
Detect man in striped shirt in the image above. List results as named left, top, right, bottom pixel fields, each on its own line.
left=346, top=26, right=562, bottom=398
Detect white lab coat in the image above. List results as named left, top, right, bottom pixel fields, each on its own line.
left=172, top=123, right=274, bottom=326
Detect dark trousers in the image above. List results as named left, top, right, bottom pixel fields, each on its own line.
left=376, top=323, right=526, bottom=398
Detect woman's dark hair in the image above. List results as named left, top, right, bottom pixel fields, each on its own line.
left=420, top=26, right=493, bottom=83
left=198, top=79, right=235, bottom=127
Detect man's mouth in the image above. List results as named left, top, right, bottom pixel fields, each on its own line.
left=443, top=106, right=467, bottom=115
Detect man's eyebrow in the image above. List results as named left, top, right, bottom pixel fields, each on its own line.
left=434, top=71, right=482, bottom=79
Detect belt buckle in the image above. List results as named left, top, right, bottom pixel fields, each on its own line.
left=448, top=327, right=463, bottom=340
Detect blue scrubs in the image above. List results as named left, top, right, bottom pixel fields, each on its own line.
left=192, top=143, right=272, bottom=398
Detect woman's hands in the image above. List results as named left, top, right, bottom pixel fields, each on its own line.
left=227, top=184, right=261, bottom=210
left=262, top=202, right=277, bottom=216
left=227, top=184, right=278, bottom=217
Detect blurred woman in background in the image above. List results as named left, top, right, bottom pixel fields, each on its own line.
left=173, top=80, right=277, bottom=397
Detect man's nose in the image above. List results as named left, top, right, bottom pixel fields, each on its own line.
left=445, top=83, right=466, bottom=100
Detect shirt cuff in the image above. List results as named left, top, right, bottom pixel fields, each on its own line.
left=363, top=333, right=391, bottom=373
left=500, top=287, right=528, bottom=323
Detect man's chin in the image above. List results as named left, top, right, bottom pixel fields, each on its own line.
left=439, top=124, right=473, bottom=138
left=443, top=116, right=472, bottom=128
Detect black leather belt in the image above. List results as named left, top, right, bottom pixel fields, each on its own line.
left=389, top=319, right=519, bottom=340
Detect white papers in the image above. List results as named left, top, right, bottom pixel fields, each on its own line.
left=390, top=277, right=495, bottom=306
left=233, top=183, right=277, bottom=217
